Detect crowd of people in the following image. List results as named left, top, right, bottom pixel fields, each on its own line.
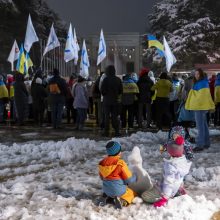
left=0, top=65, right=219, bottom=150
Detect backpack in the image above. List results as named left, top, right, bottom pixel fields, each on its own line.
left=49, top=83, right=61, bottom=94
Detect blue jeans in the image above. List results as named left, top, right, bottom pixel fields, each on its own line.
left=51, top=102, right=64, bottom=128
left=76, top=108, right=87, bottom=125
left=195, top=110, right=210, bottom=148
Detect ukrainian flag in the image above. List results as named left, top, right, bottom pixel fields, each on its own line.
left=185, top=79, right=215, bottom=110
left=214, top=74, right=220, bottom=103
left=148, top=35, right=164, bottom=57
left=25, top=53, right=33, bottom=74
left=16, top=44, right=26, bottom=74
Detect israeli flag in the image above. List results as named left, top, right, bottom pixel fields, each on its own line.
left=24, top=14, right=39, bottom=53
left=73, top=28, right=80, bottom=65
left=80, top=40, right=90, bottom=79
left=163, top=36, right=177, bottom=72
left=97, top=29, right=106, bottom=66
left=43, top=24, right=60, bottom=56
left=64, top=23, right=75, bottom=62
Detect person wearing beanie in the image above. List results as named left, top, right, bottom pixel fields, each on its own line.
left=98, top=141, right=137, bottom=209
left=142, top=135, right=191, bottom=207
left=153, top=136, right=192, bottom=207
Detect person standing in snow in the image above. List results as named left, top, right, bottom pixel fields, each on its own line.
left=0, top=75, right=9, bottom=123
left=48, top=69, right=68, bottom=129
left=142, top=136, right=192, bottom=207
left=98, top=141, right=137, bottom=209
left=151, top=72, right=173, bottom=130
left=14, top=72, right=29, bottom=126
left=72, top=75, right=89, bottom=130
left=214, top=73, right=220, bottom=126
left=185, top=68, right=215, bottom=151
left=101, top=65, right=123, bottom=137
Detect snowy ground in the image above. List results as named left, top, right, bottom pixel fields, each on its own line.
left=0, top=129, right=220, bottom=220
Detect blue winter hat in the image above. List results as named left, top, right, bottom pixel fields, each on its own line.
left=106, top=141, right=121, bottom=156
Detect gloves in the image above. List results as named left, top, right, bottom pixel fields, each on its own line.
left=153, top=196, right=168, bottom=207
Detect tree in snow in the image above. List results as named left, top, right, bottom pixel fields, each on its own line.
left=148, top=0, right=220, bottom=68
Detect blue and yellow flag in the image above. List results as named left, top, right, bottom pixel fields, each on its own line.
left=185, top=79, right=215, bottom=110
left=214, top=74, right=220, bottom=103
left=24, top=53, right=33, bottom=74
left=148, top=35, right=164, bottom=57
left=16, top=44, right=26, bottom=74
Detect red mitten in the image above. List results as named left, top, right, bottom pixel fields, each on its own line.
left=153, top=197, right=168, bottom=208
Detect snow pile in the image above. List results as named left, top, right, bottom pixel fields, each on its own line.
left=0, top=130, right=219, bottom=219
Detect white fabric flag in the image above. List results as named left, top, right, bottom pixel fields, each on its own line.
left=7, top=40, right=20, bottom=71
left=80, top=40, right=90, bottom=79
left=97, top=29, right=106, bottom=65
left=24, top=14, right=39, bottom=52
left=64, top=23, right=75, bottom=62
left=43, top=24, right=60, bottom=56
left=73, top=28, right=80, bottom=65
left=163, top=36, right=177, bottom=72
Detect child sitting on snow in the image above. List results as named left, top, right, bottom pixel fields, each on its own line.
left=161, top=125, right=194, bottom=160
left=98, top=141, right=137, bottom=209
left=142, top=136, right=192, bottom=207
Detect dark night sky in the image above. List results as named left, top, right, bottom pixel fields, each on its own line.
left=46, top=0, right=159, bottom=36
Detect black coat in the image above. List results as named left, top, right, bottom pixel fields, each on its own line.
left=101, top=74, right=123, bottom=105
left=137, top=74, right=154, bottom=104
left=31, top=83, right=48, bottom=107
left=48, top=75, right=68, bottom=104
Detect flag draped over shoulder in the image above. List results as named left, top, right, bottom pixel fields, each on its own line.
left=16, top=44, right=26, bottom=74
left=163, top=36, right=177, bottom=72
left=24, top=14, right=39, bottom=53
left=185, top=79, right=215, bottom=110
left=7, top=40, right=20, bottom=71
left=97, top=29, right=106, bottom=65
left=80, top=40, right=90, bottom=79
left=43, top=24, right=60, bottom=56
left=214, top=74, right=220, bottom=103
left=148, top=35, right=164, bottom=57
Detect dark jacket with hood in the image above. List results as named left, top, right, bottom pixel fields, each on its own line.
left=137, top=74, right=154, bottom=104
left=101, top=66, right=123, bottom=105
left=31, top=83, right=48, bottom=107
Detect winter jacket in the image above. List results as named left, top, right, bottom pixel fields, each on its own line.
left=99, top=155, right=136, bottom=197
left=185, top=78, right=215, bottom=111
left=151, top=79, right=173, bottom=98
left=101, top=73, right=123, bottom=105
left=122, top=78, right=139, bottom=105
left=137, top=74, right=154, bottom=104
left=92, top=76, right=101, bottom=99
left=209, top=75, right=216, bottom=100
left=214, top=74, right=220, bottom=103
left=161, top=156, right=191, bottom=198
left=169, top=79, right=181, bottom=101
left=48, top=75, right=68, bottom=104
left=31, top=83, right=48, bottom=106
left=73, top=82, right=89, bottom=109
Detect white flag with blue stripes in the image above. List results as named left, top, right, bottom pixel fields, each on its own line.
left=64, top=23, right=75, bottom=62
left=43, top=24, right=60, bottom=56
left=97, top=29, right=106, bottom=65
left=80, top=40, right=90, bottom=79
left=73, top=28, right=80, bottom=65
